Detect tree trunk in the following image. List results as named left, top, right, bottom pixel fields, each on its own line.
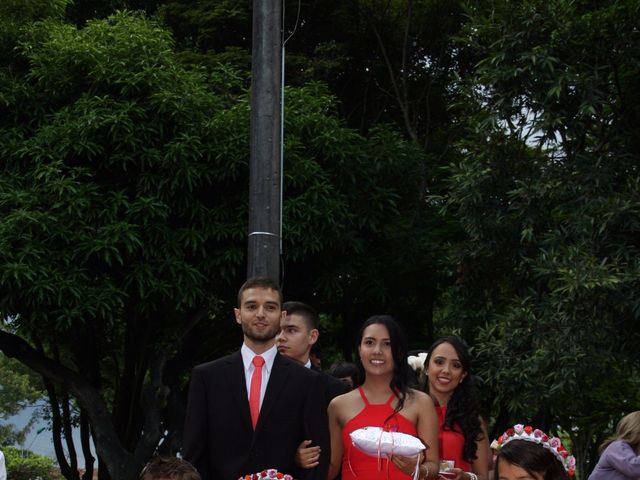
left=0, top=330, right=144, bottom=479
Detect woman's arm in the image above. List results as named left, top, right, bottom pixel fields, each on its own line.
left=448, top=417, right=490, bottom=480
left=469, top=419, right=490, bottom=480
left=417, top=392, right=440, bottom=479
left=326, top=399, right=344, bottom=480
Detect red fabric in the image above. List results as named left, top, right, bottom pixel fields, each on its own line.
left=436, top=405, right=471, bottom=471
left=341, top=387, right=418, bottom=480
left=249, top=355, right=265, bottom=429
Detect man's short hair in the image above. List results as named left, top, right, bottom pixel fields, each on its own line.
left=237, top=276, right=282, bottom=307
left=282, top=301, right=320, bottom=330
left=140, top=456, right=200, bottom=480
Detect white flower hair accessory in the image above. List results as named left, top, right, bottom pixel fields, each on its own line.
left=496, top=424, right=576, bottom=477
left=407, top=352, right=428, bottom=373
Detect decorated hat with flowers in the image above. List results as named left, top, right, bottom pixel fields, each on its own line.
left=238, top=469, right=294, bottom=480
left=496, top=424, right=576, bottom=477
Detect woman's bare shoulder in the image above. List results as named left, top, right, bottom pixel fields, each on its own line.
left=410, top=388, right=434, bottom=406
left=329, top=388, right=359, bottom=410
left=329, top=389, right=365, bottom=426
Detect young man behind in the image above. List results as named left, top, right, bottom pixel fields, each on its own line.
left=276, top=301, right=349, bottom=471
left=277, top=301, right=349, bottom=402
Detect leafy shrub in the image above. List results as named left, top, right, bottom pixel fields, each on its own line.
left=3, top=446, right=62, bottom=480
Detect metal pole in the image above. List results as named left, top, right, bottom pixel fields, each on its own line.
left=248, top=0, right=282, bottom=282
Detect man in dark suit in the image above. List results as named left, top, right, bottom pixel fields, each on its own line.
left=182, top=278, right=329, bottom=480
left=276, top=301, right=349, bottom=470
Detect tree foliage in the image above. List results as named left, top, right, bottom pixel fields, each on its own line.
left=445, top=0, right=640, bottom=475
left=1, top=5, right=247, bottom=478
left=0, top=2, right=443, bottom=478
left=0, top=353, right=44, bottom=445
left=159, top=0, right=469, bottom=145
left=157, top=0, right=466, bottom=346
left=3, top=446, right=62, bottom=480
left=3, top=1, right=639, bottom=479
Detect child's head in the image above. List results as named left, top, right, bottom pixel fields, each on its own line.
left=614, top=411, right=640, bottom=450
left=495, top=440, right=570, bottom=480
left=493, top=425, right=574, bottom=480
left=140, top=456, right=200, bottom=480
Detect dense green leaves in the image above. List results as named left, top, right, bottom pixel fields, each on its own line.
left=3, top=446, right=62, bottom=480
left=0, top=4, right=443, bottom=478
left=0, top=353, right=44, bottom=445
left=2, top=1, right=639, bottom=479
left=445, top=0, right=640, bottom=475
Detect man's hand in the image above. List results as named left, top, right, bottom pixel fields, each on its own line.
left=295, top=439, right=321, bottom=469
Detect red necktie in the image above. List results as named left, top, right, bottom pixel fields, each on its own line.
left=249, top=355, right=265, bottom=429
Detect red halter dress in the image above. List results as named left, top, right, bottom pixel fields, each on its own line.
left=341, top=387, right=418, bottom=480
left=436, top=404, right=471, bottom=471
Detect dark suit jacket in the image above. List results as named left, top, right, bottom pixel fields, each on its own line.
left=319, top=371, right=350, bottom=406
left=310, top=365, right=350, bottom=406
left=183, top=351, right=330, bottom=480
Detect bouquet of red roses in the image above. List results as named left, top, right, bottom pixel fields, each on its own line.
left=238, top=469, right=294, bottom=480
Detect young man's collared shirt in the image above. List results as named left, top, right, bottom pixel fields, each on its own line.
left=241, top=343, right=277, bottom=408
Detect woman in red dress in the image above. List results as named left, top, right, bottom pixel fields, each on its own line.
left=423, top=337, right=489, bottom=480
left=327, top=315, right=440, bottom=480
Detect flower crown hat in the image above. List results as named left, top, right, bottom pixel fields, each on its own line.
left=496, top=424, right=576, bottom=477
left=239, top=469, right=293, bottom=480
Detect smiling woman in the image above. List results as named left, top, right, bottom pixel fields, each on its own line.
left=423, top=337, right=489, bottom=480
left=326, top=315, right=440, bottom=480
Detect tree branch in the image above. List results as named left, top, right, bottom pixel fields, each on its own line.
left=0, top=329, right=137, bottom=479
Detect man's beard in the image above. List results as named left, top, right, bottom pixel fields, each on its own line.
left=242, top=323, right=279, bottom=343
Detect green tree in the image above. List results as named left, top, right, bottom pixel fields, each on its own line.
left=0, top=354, right=44, bottom=445
left=444, top=0, right=640, bottom=476
left=3, top=446, right=63, bottom=480
left=1, top=2, right=443, bottom=479
left=158, top=0, right=467, bottom=344
left=1, top=3, right=246, bottom=477
left=160, top=0, right=469, bottom=140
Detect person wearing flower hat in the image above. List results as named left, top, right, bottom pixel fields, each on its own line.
left=493, top=424, right=575, bottom=480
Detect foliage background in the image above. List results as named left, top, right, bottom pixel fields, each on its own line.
left=1, top=0, right=639, bottom=479
left=3, top=446, right=63, bottom=480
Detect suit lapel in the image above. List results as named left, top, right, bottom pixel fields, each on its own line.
left=225, top=351, right=253, bottom=431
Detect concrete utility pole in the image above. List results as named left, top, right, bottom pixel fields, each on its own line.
left=247, top=0, right=282, bottom=282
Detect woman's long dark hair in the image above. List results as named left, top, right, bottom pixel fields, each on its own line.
left=357, top=315, right=412, bottom=423
left=424, top=336, right=484, bottom=463
left=495, top=440, right=570, bottom=480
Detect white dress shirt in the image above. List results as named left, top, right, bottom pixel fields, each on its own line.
left=240, top=343, right=277, bottom=409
